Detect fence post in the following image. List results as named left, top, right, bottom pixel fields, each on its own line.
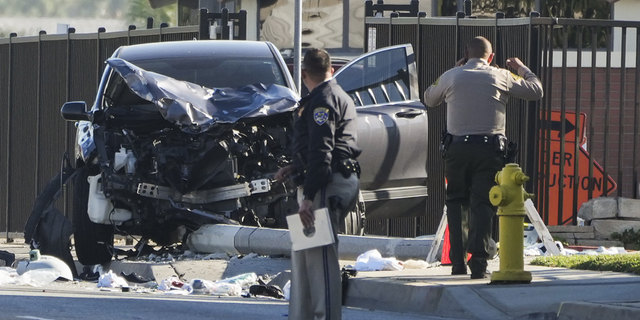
left=221, top=8, right=230, bottom=40
left=389, top=12, right=398, bottom=47
left=97, top=27, right=105, bottom=87
left=35, top=30, right=46, bottom=204
left=464, top=0, right=472, bottom=16
left=455, top=11, right=465, bottom=66
left=159, top=22, right=168, bottom=42
left=526, top=11, right=541, bottom=202
left=199, top=8, right=210, bottom=40
left=128, top=25, right=136, bottom=45
left=63, top=27, right=75, bottom=218
left=365, top=0, right=373, bottom=17
left=410, top=0, right=419, bottom=16
left=494, top=12, right=504, bottom=67
left=5, top=33, right=16, bottom=240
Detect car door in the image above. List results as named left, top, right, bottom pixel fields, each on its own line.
left=334, top=44, right=428, bottom=220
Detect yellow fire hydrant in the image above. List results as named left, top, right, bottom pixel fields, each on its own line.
left=489, top=163, right=534, bottom=284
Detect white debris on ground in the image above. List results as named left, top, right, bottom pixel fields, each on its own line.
left=523, top=241, right=627, bottom=256
left=354, top=249, right=404, bottom=271
left=0, top=266, right=59, bottom=286
left=97, top=270, right=130, bottom=289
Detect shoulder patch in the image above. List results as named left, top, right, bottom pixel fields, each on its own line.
left=510, top=72, right=523, bottom=81
left=313, top=107, right=330, bottom=125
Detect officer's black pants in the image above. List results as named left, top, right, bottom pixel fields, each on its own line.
left=444, top=141, right=504, bottom=272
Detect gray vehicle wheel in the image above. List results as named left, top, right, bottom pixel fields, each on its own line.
left=73, top=166, right=114, bottom=266
left=340, top=191, right=365, bottom=236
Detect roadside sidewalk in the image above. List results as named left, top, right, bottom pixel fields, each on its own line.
left=344, top=258, right=640, bottom=320
left=3, top=240, right=640, bottom=320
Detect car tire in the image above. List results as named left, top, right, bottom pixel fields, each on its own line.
left=73, top=166, right=114, bottom=266
left=340, top=191, right=365, bottom=236
left=24, top=168, right=78, bottom=278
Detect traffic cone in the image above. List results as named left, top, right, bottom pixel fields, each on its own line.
left=441, top=224, right=471, bottom=265
left=441, top=225, right=453, bottom=264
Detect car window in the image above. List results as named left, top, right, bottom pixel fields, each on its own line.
left=334, top=47, right=410, bottom=107
left=132, top=57, right=286, bottom=89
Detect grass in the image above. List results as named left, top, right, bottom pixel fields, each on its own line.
left=530, top=254, right=640, bottom=275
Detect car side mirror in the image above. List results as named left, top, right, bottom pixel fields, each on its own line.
left=60, top=101, right=92, bottom=121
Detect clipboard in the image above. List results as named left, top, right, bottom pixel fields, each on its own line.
left=287, top=208, right=335, bottom=251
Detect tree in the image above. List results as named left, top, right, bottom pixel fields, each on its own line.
left=126, top=0, right=176, bottom=29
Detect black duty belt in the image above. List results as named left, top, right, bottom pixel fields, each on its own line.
left=451, top=134, right=494, bottom=144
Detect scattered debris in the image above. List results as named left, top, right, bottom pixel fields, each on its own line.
left=158, top=276, right=193, bottom=294
left=0, top=266, right=59, bottom=287
left=248, top=284, right=284, bottom=299
left=524, top=242, right=627, bottom=256
left=16, top=250, right=73, bottom=281
left=402, top=259, right=431, bottom=269
left=341, top=266, right=358, bottom=305
left=354, top=249, right=404, bottom=271
left=0, top=250, right=15, bottom=267
left=120, top=271, right=154, bottom=283
left=282, top=280, right=291, bottom=301
left=98, top=270, right=129, bottom=288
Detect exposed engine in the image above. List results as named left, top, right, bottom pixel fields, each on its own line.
left=87, top=114, right=298, bottom=245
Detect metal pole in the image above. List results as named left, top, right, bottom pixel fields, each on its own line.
left=294, top=0, right=302, bottom=95
left=342, top=0, right=349, bottom=51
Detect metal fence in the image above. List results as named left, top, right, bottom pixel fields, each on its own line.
left=363, top=13, right=640, bottom=237
left=0, top=25, right=201, bottom=236
left=1, top=13, right=638, bottom=239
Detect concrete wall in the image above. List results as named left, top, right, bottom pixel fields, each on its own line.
left=547, top=197, right=640, bottom=248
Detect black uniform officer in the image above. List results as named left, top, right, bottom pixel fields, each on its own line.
left=423, top=36, right=543, bottom=279
left=276, top=48, right=361, bottom=320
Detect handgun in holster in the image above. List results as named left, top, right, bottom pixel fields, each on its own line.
left=335, top=159, right=361, bottom=179
left=493, top=135, right=507, bottom=153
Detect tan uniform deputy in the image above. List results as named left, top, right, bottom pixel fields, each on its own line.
left=423, top=36, right=543, bottom=279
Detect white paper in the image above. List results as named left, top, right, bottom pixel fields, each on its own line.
left=287, top=208, right=335, bottom=251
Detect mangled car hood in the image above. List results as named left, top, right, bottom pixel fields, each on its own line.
left=107, top=58, right=299, bottom=134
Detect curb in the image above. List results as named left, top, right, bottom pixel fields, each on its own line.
left=557, top=301, right=640, bottom=320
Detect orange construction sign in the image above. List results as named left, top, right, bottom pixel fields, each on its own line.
left=539, top=111, right=616, bottom=225
left=541, top=110, right=586, bottom=144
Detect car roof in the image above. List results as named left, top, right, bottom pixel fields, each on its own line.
left=115, top=40, right=277, bottom=61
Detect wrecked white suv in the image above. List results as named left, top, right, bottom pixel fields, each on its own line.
left=24, top=40, right=427, bottom=274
